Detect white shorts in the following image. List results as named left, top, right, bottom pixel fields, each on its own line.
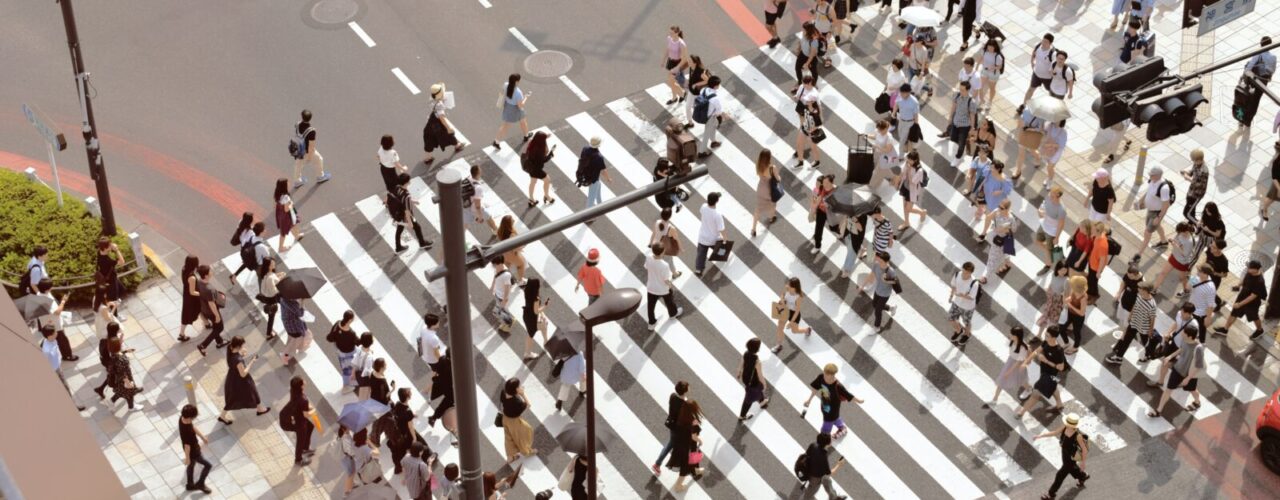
left=1088, top=207, right=1109, bottom=222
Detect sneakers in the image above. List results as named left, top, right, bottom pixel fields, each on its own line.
left=316, top=172, right=332, bottom=183
left=674, top=307, right=684, bottom=319
left=1212, top=326, right=1229, bottom=336
left=1017, top=388, right=1032, bottom=400
left=1103, top=353, right=1124, bottom=365
left=1252, top=329, right=1267, bottom=339
left=186, top=484, right=213, bottom=494
left=293, top=177, right=307, bottom=189
left=648, top=322, right=657, bottom=331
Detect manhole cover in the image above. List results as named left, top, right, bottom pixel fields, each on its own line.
left=524, top=50, right=574, bottom=79
left=311, top=0, right=359, bottom=24
left=1233, top=249, right=1274, bottom=272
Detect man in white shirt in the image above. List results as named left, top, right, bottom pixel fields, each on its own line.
left=694, top=192, right=727, bottom=277
left=40, top=325, right=84, bottom=411
left=957, top=56, right=982, bottom=104
left=490, top=257, right=514, bottom=332
left=1018, top=33, right=1057, bottom=113
left=1187, top=265, right=1217, bottom=342
left=1133, top=167, right=1172, bottom=261
left=1048, top=50, right=1076, bottom=99
left=417, top=313, right=446, bottom=394
left=645, top=244, right=683, bottom=330
left=35, top=279, right=77, bottom=362
left=469, top=164, right=499, bottom=235
left=948, top=262, right=979, bottom=345
left=1245, top=36, right=1275, bottom=84
left=696, top=76, right=726, bottom=158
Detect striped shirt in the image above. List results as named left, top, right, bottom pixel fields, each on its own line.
left=1128, top=296, right=1156, bottom=333
left=873, top=218, right=893, bottom=252
left=1188, top=279, right=1217, bottom=316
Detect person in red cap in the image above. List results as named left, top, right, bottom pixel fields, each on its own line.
left=575, top=248, right=606, bottom=305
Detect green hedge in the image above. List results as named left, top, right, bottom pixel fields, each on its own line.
left=0, top=169, right=142, bottom=304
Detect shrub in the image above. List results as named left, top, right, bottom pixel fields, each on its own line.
left=0, top=169, right=143, bottom=304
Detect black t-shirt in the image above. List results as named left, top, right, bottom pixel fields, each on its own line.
left=1090, top=181, right=1115, bottom=214
left=180, top=420, right=199, bottom=452
left=1272, top=156, right=1280, bottom=182
left=370, top=377, right=391, bottom=405
left=581, top=148, right=606, bottom=183
left=665, top=394, right=685, bottom=428
left=297, top=121, right=317, bottom=143
left=97, top=253, right=118, bottom=277
left=1120, top=274, right=1140, bottom=310
left=1039, top=342, right=1066, bottom=375
left=1059, top=430, right=1083, bottom=464
left=1202, top=216, right=1226, bottom=240
left=742, top=353, right=761, bottom=387
left=810, top=375, right=852, bottom=421
left=392, top=402, right=415, bottom=436
left=805, top=442, right=832, bottom=478
left=501, top=392, right=528, bottom=417
left=1238, top=273, right=1268, bottom=306
left=332, top=329, right=358, bottom=354
left=1206, top=252, right=1229, bottom=284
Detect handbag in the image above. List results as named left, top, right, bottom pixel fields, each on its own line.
left=769, top=176, right=784, bottom=203
left=494, top=414, right=504, bottom=427
left=558, top=462, right=574, bottom=491
left=874, top=92, right=891, bottom=114
left=1051, top=245, right=1065, bottom=263
left=1018, top=129, right=1044, bottom=149
left=992, top=234, right=1007, bottom=246
left=662, top=234, right=683, bottom=256
left=770, top=301, right=787, bottom=320
left=214, top=290, right=227, bottom=308
left=809, top=127, right=827, bottom=143
left=709, top=240, right=734, bottom=262
left=688, top=450, right=704, bottom=465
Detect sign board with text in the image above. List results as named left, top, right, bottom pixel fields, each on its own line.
left=22, top=103, right=67, bottom=151
left=1199, top=0, right=1257, bottom=36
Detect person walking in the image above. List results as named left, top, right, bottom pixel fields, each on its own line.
left=809, top=175, right=836, bottom=256
left=283, top=376, right=317, bottom=466
left=402, top=442, right=433, bottom=499
left=1036, top=261, right=1070, bottom=338
left=963, top=143, right=993, bottom=213
left=1151, top=221, right=1196, bottom=293
left=986, top=326, right=1033, bottom=407
left=575, top=248, right=606, bottom=305
left=1015, top=325, right=1067, bottom=417
left=1065, top=219, right=1095, bottom=275
left=1217, top=260, right=1268, bottom=339
left=1261, top=142, right=1280, bottom=223
left=945, top=81, right=978, bottom=161
left=1019, top=34, right=1058, bottom=113
left=388, top=387, right=424, bottom=474
left=521, top=279, right=550, bottom=359
left=737, top=338, right=770, bottom=421
left=838, top=210, right=867, bottom=279
left=794, top=22, right=822, bottom=84
left=948, top=262, right=980, bottom=346
left=883, top=60, right=908, bottom=114
left=645, top=244, right=683, bottom=331
left=491, top=256, right=515, bottom=333
left=468, top=164, right=500, bottom=235
left=496, top=216, right=527, bottom=285
left=1060, top=276, right=1089, bottom=353
left=34, top=279, right=76, bottom=362
left=521, top=131, right=556, bottom=206
left=195, top=265, right=227, bottom=357
left=578, top=137, right=612, bottom=210
left=1037, top=413, right=1090, bottom=499
left=1112, top=264, right=1146, bottom=333
left=763, top=0, right=788, bottom=48
left=91, top=322, right=121, bottom=402
left=1048, top=50, right=1076, bottom=100
left=751, top=150, right=781, bottom=238
left=493, top=74, right=532, bottom=149
left=290, top=109, right=330, bottom=189
left=1085, top=222, right=1111, bottom=300
left=861, top=251, right=899, bottom=333
left=388, top=173, right=433, bottom=253
left=1038, top=119, right=1067, bottom=190
left=327, top=310, right=359, bottom=390
left=258, top=256, right=283, bottom=339
left=651, top=208, right=685, bottom=279
left=1148, top=325, right=1206, bottom=416
left=1106, top=281, right=1157, bottom=364
left=279, top=296, right=312, bottom=364
left=893, top=84, right=922, bottom=153
left=804, top=363, right=864, bottom=438
left=101, top=336, right=142, bottom=411
left=177, top=257, right=205, bottom=343
left=894, top=153, right=929, bottom=233
left=218, top=336, right=268, bottom=424
left=351, top=428, right=382, bottom=487
left=653, top=381, right=689, bottom=476
left=979, top=199, right=1017, bottom=284
left=1035, top=187, right=1067, bottom=274
left=555, top=350, right=586, bottom=412
left=694, top=77, right=724, bottom=158
left=772, top=277, right=814, bottom=353
left=1187, top=265, right=1218, bottom=340
left=869, top=205, right=895, bottom=255
left=427, top=353, right=460, bottom=447
left=95, top=237, right=126, bottom=304
left=1180, top=149, right=1209, bottom=222
left=871, top=120, right=899, bottom=186
left=178, top=404, right=213, bottom=494
left=662, top=26, right=690, bottom=104
left=979, top=39, right=1004, bottom=105
left=1013, top=106, right=1045, bottom=180
left=424, top=83, right=466, bottom=164
left=977, top=161, right=1013, bottom=231
left=794, top=76, right=823, bottom=168
left=1134, top=167, right=1173, bottom=261
left=367, top=358, right=393, bottom=406
left=810, top=0, right=835, bottom=67
left=416, top=313, right=446, bottom=396
left=378, top=134, right=408, bottom=193
left=683, top=55, right=712, bottom=129
left=273, top=178, right=302, bottom=253
left=667, top=400, right=705, bottom=492
left=39, top=325, right=84, bottom=411
left=802, top=432, right=849, bottom=499
left=695, top=192, right=728, bottom=277
left=1087, top=169, right=1116, bottom=222
left=499, top=378, right=537, bottom=463
left=21, top=245, right=49, bottom=296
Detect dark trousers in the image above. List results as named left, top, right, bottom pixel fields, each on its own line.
left=430, top=394, right=454, bottom=422
left=55, top=330, right=73, bottom=359
left=1144, top=335, right=1168, bottom=360
left=261, top=297, right=279, bottom=336
left=1112, top=326, right=1143, bottom=358
left=1183, top=196, right=1202, bottom=222
left=794, top=55, right=819, bottom=83
left=391, top=442, right=409, bottom=474
left=198, top=320, right=225, bottom=349
left=696, top=243, right=711, bottom=273
left=1194, top=314, right=1207, bottom=342
left=1048, top=460, right=1087, bottom=495
left=186, top=449, right=212, bottom=487
left=950, top=125, right=971, bottom=158
left=395, top=220, right=428, bottom=250
left=872, top=294, right=890, bottom=327
left=231, top=262, right=249, bottom=279
left=654, top=428, right=675, bottom=466
left=1086, top=267, right=1100, bottom=298
left=1060, top=312, right=1085, bottom=348
left=647, top=292, right=678, bottom=324
left=110, top=392, right=136, bottom=409
left=740, top=385, right=766, bottom=418
left=961, top=11, right=976, bottom=42
left=294, top=420, right=314, bottom=462
left=813, top=210, right=829, bottom=247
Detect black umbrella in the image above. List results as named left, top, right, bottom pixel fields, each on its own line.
left=556, top=422, right=617, bottom=455
left=276, top=268, right=327, bottom=299
left=827, top=183, right=882, bottom=218
left=545, top=320, right=585, bottom=360
left=13, top=294, right=56, bottom=322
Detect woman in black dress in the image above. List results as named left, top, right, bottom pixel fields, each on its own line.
left=521, top=131, right=555, bottom=206
left=218, top=336, right=269, bottom=424
left=666, top=399, right=704, bottom=492
left=427, top=352, right=459, bottom=447
left=178, top=255, right=201, bottom=342
left=106, top=336, right=143, bottom=410
left=521, top=279, right=549, bottom=360
left=424, top=83, right=465, bottom=164
left=568, top=453, right=593, bottom=500
left=285, top=376, right=316, bottom=465
left=368, top=358, right=393, bottom=406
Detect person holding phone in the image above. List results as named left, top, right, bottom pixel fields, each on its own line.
left=521, top=279, right=551, bottom=360
left=803, top=432, right=848, bottom=498
left=218, top=336, right=269, bottom=425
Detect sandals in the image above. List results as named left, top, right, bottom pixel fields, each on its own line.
left=1047, top=405, right=1065, bottom=415
left=1185, top=401, right=1201, bottom=412
left=771, top=344, right=783, bottom=354
left=544, top=197, right=556, bottom=205
left=528, top=199, right=539, bottom=207
left=256, top=407, right=272, bottom=416
left=1147, top=409, right=1160, bottom=418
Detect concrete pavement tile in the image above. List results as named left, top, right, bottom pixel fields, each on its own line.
left=150, top=449, right=183, bottom=473
left=140, top=474, right=168, bottom=496
left=133, top=459, right=159, bottom=482
left=243, top=478, right=272, bottom=498
left=103, top=446, right=127, bottom=471
left=115, top=466, right=140, bottom=488
left=135, top=429, right=167, bottom=452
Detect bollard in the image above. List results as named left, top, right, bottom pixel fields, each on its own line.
left=23, top=167, right=38, bottom=182
left=1132, top=146, right=1148, bottom=185
left=84, top=196, right=101, bottom=218
left=128, top=232, right=146, bottom=278
left=183, top=375, right=196, bottom=406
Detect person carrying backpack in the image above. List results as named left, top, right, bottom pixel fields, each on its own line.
left=801, top=432, right=848, bottom=499
left=20, top=246, right=49, bottom=296
left=1037, top=413, right=1090, bottom=499
left=386, top=173, right=432, bottom=253
left=577, top=137, right=612, bottom=209
left=860, top=251, right=900, bottom=333
left=692, top=76, right=725, bottom=158
left=289, top=109, right=330, bottom=189
left=238, top=222, right=270, bottom=288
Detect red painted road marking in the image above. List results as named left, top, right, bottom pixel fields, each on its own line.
left=715, top=0, right=773, bottom=45
left=1164, top=398, right=1280, bottom=498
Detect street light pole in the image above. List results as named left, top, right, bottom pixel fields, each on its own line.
left=578, top=290, right=642, bottom=499
left=57, top=0, right=117, bottom=236
left=584, top=321, right=597, bottom=499
left=436, top=168, right=483, bottom=500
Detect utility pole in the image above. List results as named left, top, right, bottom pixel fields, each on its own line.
left=58, top=0, right=117, bottom=235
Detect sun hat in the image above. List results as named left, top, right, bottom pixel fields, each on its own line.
left=586, top=248, right=599, bottom=263
left=1063, top=413, right=1080, bottom=427
left=430, top=83, right=445, bottom=97
left=589, top=137, right=602, bottom=147
left=1094, top=168, right=1110, bottom=179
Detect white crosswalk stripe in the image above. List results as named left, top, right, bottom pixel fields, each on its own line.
left=216, top=45, right=1273, bottom=499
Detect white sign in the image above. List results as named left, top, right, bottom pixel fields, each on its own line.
left=1199, top=0, right=1257, bottom=36
left=21, top=103, right=66, bottom=151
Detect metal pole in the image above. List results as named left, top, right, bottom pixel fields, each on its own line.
left=47, top=142, right=63, bottom=207
left=1132, top=146, right=1148, bottom=185
left=1267, top=246, right=1280, bottom=320
left=58, top=0, right=117, bottom=235
left=436, top=168, right=483, bottom=500
left=183, top=375, right=196, bottom=406
left=585, top=323, right=597, bottom=500
left=1132, top=40, right=1280, bottom=97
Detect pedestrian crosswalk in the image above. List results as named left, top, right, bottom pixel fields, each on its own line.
left=218, top=42, right=1274, bottom=499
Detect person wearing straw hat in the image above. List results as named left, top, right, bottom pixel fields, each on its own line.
left=578, top=137, right=612, bottom=209
left=423, top=83, right=465, bottom=165
left=1036, top=412, right=1090, bottom=499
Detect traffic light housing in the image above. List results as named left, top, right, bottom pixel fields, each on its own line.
left=1133, top=84, right=1206, bottom=141
left=1233, top=75, right=1264, bottom=126
left=1091, top=58, right=1167, bottom=128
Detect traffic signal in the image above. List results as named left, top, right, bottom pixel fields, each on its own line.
left=1091, top=58, right=1167, bottom=128
left=1132, top=84, right=1206, bottom=141
left=1233, top=75, right=1264, bottom=126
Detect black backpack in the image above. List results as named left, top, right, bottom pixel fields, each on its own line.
left=794, top=453, right=810, bottom=483
left=239, top=239, right=264, bottom=272
left=18, top=262, right=41, bottom=295
left=575, top=150, right=595, bottom=187
left=1160, top=180, right=1177, bottom=203
left=387, top=188, right=407, bottom=222
left=278, top=401, right=298, bottom=432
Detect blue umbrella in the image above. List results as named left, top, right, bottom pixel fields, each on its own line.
left=338, top=399, right=390, bottom=431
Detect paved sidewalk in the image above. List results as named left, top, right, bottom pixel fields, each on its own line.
left=58, top=277, right=336, bottom=499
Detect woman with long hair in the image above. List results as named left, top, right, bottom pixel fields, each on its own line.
left=521, top=131, right=555, bottom=206
left=662, top=26, right=689, bottom=104
left=667, top=399, right=704, bottom=492
left=751, top=150, right=781, bottom=238
left=1036, top=260, right=1070, bottom=338
left=258, top=256, right=283, bottom=338
left=178, top=255, right=201, bottom=342
left=794, top=76, right=823, bottom=169
left=492, top=74, right=531, bottom=150
left=979, top=39, right=1004, bottom=106
left=520, top=279, right=550, bottom=360
left=106, top=336, right=143, bottom=410
left=1065, top=219, right=1095, bottom=276
left=499, top=378, right=537, bottom=463
left=683, top=55, right=710, bottom=128
left=285, top=376, right=316, bottom=465
left=228, top=212, right=255, bottom=280
left=497, top=215, right=527, bottom=286
left=794, top=22, right=821, bottom=85
left=987, top=326, right=1032, bottom=407
left=773, top=277, right=813, bottom=353
left=1060, top=276, right=1089, bottom=354
left=896, top=151, right=929, bottom=232
left=273, top=178, right=302, bottom=253
left=650, top=208, right=684, bottom=279
left=809, top=175, right=836, bottom=256
left=218, top=336, right=269, bottom=424
left=980, top=198, right=1017, bottom=284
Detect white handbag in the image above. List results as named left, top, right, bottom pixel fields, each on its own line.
left=558, top=462, right=574, bottom=491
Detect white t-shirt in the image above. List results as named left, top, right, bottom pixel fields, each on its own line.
left=1144, top=180, right=1170, bottom=211
left=958, top=67, right=982, bottom=92
left=950, top=273, right=978, bottom=311
left=698, top=205, right=725, bottom=246
left=417, top=325, right=445, bottom=364
left=492, top=270, right=513, bottom=303
left=378, top=148, right=399, bottom=169
left=645, top=256, right=672, bottom=295
left=795, top=85, right=819, bottom=107
left=1049, top=63, right=1075, bottom=96
left=885, top=69, right=907, bottom=94
left=1032, top=45, right=1056, bottom=78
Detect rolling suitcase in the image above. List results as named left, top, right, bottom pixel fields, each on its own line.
left=846, top=134, right=874, bottom=185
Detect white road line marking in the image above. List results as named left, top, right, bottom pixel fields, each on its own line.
left=347, top=21, right=376, bottom=47
left=478, top=0, right=492, bottom=8
left=558, top=75, right=590, bottom=102
left=507, top=27, right=539, bottom=53
left=390, top=67, right=421, bottom=95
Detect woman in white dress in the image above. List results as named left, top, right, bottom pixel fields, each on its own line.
left=895, top=151, right=929, bottom=233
